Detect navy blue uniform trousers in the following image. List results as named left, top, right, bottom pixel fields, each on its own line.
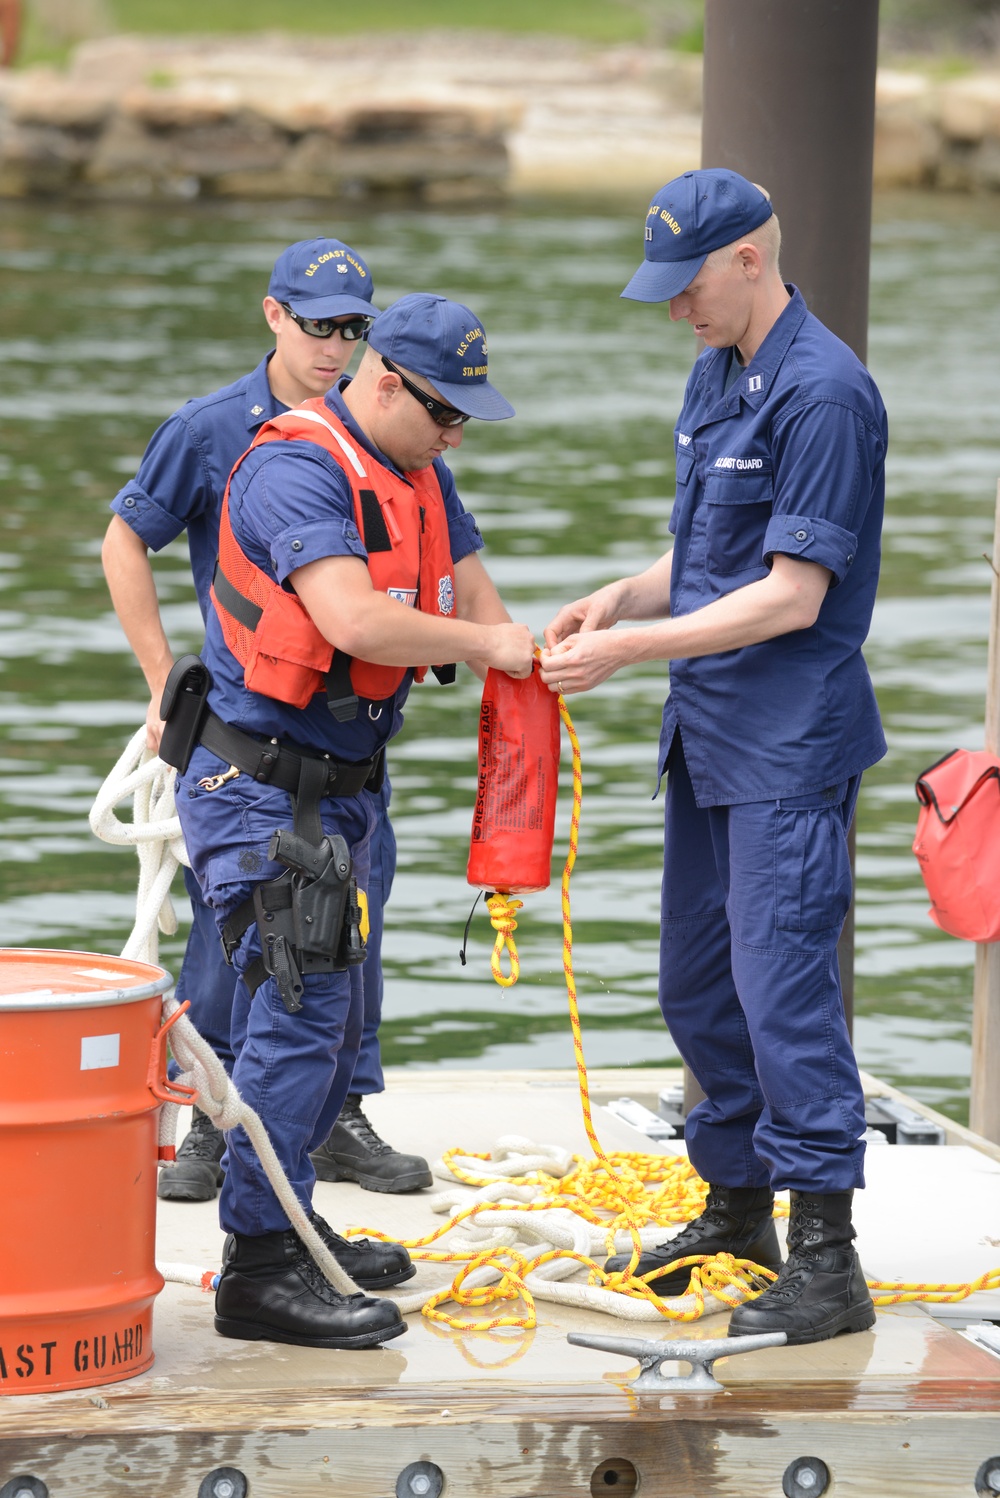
left=172, top=779, right=393, bottom=1098
left=660, top=737, right=867, bottom=1194
left=176, top=746, right=377, bottom=1236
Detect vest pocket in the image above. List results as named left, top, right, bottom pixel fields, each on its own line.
left=242, top=590, right=333, bottom=709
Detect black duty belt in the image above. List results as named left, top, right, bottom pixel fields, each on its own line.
left=199, top=712, right=384, bottom=798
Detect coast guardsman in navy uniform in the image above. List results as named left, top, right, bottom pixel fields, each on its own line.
left=103, top=239, right=436, bottom=1210
left=540, top=170, right=888, bottom=1347
left=169, top=293, right=535, bottom=1347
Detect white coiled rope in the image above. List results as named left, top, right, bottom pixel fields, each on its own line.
left=88, top=727, right=188, bottom=965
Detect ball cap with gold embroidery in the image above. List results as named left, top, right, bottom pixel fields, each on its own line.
left=368, top=293, right=515, bottom=421
left=621, top=169, right=773, bottom=303
left=268, top=237, right=379, bottom=319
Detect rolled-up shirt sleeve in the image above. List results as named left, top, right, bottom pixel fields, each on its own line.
left=271, top=514, right=367, bottom=580
left=110, top=411, right=213, bottom=550
left=763, top=512, right=858, bottom=585
left=764, top=397, right=883, bottom=585
left=433, top=458, right=485, bottom=564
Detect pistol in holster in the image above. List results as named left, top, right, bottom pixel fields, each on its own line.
left=245, top=829, right=366, bottom=1014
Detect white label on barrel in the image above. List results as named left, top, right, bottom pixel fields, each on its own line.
left=80, top=1033, right=120, bottom=1070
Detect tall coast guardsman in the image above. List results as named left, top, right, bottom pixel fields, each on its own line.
left=540, top=169, right=888, bottom=1346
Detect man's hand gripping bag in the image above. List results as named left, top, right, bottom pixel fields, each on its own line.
left=467, top=663, right=560, bottom=894
left=913, top=748, right=1000, bottom=941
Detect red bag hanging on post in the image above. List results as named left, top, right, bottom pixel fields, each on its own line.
left=467, top=662, right=561, bottom=894
left=912, top=748, right=1000, bottom=942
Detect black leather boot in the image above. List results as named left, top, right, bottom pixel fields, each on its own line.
left=311, top=1094, right=433, bottom=1193
left=215, top=1229, right=407, bottom=1348
left=309, top=1210, right=416, bottom=1290
left=728, top=1189, right=876, bottom=1346
left=604, top=1184, right=781, bottom=1296
left=158, top=1106, right=226, bottom=1202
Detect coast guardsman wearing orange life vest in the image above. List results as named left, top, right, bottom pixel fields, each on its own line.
left=211, top=400, right=459, bottom=714
left=172, top=293, right=536, bottom=1353
left=103, top=239, right=432, bottom=1208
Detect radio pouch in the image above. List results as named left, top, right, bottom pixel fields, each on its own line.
left=158, top=655, right=212, bottom=774
left=913, top=747, right=1000, bottom=942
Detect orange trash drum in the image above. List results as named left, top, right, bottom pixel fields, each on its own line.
left=0, top=948, right=173, bottom=1395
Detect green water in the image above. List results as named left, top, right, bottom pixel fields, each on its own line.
left=1, top=191, right=998, bottom=1123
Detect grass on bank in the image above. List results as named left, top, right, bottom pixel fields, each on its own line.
left=18, top=0, right=999, bottom=68
left=19, top=0, right=704, bottom=68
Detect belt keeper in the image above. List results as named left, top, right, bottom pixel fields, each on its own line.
left=253, top=741, right=279, bottom=783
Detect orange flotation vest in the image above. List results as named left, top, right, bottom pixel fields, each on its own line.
left=211, top=400, right=457, bottom=718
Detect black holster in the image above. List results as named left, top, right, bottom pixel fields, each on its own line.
left=224, top=830, right=366, bottom=1015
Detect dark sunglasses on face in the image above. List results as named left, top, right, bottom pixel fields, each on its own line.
left=281, top=304, right=373, bottom=341
left=380, top=355, right=469, bottom=427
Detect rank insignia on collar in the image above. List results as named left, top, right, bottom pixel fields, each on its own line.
left=251, top=404, right=264, bottom=416
left=747, top=376, right=763, bottom=394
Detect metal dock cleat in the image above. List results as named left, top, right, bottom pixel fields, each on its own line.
left=567, top=1329, right=787, bottom=1392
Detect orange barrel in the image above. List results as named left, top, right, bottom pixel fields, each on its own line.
left=0, top=948, right=174, bottom=1395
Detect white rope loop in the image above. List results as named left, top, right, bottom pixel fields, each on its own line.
left=88, top=728, right=188, bottom=965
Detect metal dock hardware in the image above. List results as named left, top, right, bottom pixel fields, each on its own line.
left=864, top=1095, right=947, bottom=1145
left=567, top=1329, right=787, bottom=1392
left=604, top=1095, right=680, bottom=1141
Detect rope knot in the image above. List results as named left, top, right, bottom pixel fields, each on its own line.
left=486, top=891, right=523, bottom=988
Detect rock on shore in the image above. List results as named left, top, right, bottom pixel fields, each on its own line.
left=0, top=32, right=997, bottom=201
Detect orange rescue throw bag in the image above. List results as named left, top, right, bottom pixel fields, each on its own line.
left=467, top=663, right=561, bottom=895
left=912, top=748, right=1000, bottom=942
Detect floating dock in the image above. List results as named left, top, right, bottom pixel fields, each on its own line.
left=2, top=1068, right=999, bottom=1498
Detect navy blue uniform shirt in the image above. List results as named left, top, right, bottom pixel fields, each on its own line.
left=661, top=286, right=888, bottom=805
left=201, top=378, right=485, bottom=761
left=110, top=356, right=284, bottom=616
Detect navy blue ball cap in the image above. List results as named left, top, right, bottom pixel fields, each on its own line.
left=621, top=169, right=773, bottom=303
left=368, top=293, right=514, bottom=421
left=268, top=237, right=380, bottom=319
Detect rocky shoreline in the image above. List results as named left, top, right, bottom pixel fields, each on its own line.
left=1, top=32, right=999, bottom=202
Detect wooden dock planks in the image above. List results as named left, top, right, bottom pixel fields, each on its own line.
left=2, top=1069, right=999, bottom=1497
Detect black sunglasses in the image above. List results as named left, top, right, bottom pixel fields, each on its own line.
left=380, top=355, right=469, bottom=428
left=281, top=304, right=373, bottom=341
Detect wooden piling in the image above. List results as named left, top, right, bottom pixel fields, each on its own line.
left=970, top=477, right=1000, bottom=1143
